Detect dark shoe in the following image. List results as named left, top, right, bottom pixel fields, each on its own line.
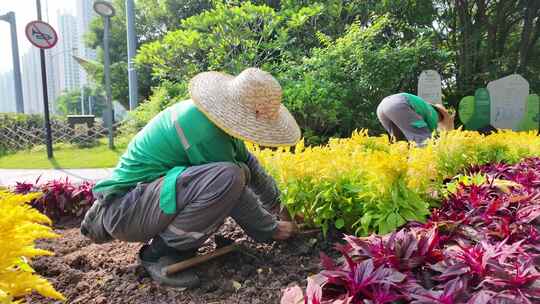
left=139, top=236, right=192, bottom=261
left=80, top=200, right=113, bottom=244
left=138, top=238, right=200, bottom=288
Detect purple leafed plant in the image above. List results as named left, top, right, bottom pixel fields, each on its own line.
left=13, top=175, right=41, bottom=194
left=282, top=157, right=540, bottom=304
left=12, top=177, right=96, bottom=221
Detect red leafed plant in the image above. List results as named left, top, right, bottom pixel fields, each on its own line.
left=282, top=158, right=540, bottom=304
left=13, top=177, right=96, bottom=221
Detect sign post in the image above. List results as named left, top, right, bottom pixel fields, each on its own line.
left=26, top=1, right=58, bottom=159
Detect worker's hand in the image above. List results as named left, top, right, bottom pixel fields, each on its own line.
left=279, top=208, right=293, bottom=221
left=272, top=205, right=304, bottom=223
left=272, top=221, right=297, bottom=241
left=270, top=204, right=291, bottom=221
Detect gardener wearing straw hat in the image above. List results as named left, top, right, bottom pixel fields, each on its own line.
left=376, top=93, right=454, bottom=146
left=80, top=68, right=301, bottom=288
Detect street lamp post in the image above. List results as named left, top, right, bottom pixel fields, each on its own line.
left=93, top=1, right=116, bottom=150
left=126, top=0, right=138, bottom=110
left=0, top=12, right=24, bottom=113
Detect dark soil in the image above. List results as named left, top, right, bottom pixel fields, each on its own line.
left=26, top=218, right=340, bottom=304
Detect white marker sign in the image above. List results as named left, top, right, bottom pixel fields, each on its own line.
left=25, top=20, right=58, bottom=49
left=418, top=70, right=442, bottom=104
left=488, top=74, right=529, bottom=130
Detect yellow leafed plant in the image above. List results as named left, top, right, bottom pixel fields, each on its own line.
left=249, top=129, right=540, bottom=235
left=0, top=191, right=65, bottom=303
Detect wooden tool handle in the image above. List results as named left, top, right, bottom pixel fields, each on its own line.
left=296, top=228, right=321, bottom=236
left=162, top=243, right=239, bottom=276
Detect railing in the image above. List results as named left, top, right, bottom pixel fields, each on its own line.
left=0, top=120, right=123, bottom=151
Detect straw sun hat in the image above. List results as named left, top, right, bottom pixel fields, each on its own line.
left=189, top=68, right=301, bottom=147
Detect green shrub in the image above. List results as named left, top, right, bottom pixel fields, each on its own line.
left=135, top=2, right=289, bottom=82
left=0, top=113, right=46, bottom=129
left=119, top=81, right=188, bottom=134
left=278, top=16, right=451, bottom=143
left=0, top=113, right=111, bottom=155
left=132, top=3, right=452, bottom=145
left=0, top=113, right=50, bottom=155
left=252, top=130, right=540, bottom=235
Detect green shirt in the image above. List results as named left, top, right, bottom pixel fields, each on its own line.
left=93, top=100, right=249, bottom=214
left=401, top=93, right=439, bottom=132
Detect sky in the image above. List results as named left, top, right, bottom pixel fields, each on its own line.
left=0, top=0, right=76, bottom=73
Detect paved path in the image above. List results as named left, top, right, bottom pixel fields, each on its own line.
left=0, top=168, right=113, bottom=186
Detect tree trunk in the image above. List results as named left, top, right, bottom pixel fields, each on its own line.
left=517, top=0, right=538, bottom=73
left=486, top=0, right=506, bottom=77
left=456, top=0, right=473, bottom=94
left=473, top=0, right=487, bottom=85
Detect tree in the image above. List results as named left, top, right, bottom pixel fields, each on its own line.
left=136, top=0, right=212, bottom=40
left=281, top=15, right=450, bottom=143
left=517, top=0, right=540, bottom=74
left=434, top=0, right=540, bottom=98
left=55, top=90, right=81, bottom=116
left=55, top=87, right=106, bottom=117
left=136, top=2, right=292, bottom=81
left=135, top=1, right=449, bottom=143
left=110, top=0, right=540, bottom=142
left=85, top=0, right=212, bottom=108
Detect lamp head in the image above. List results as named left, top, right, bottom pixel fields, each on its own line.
left=93, top=1, right=115, bottom=17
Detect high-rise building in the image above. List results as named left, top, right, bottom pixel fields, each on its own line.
left=55, top=12, right=80, bottom=96
left=46, top=4, right=97, bottom=114
left=0, top=71, right=16, bottom=112
left=21, top=48, right=45, bottom=114
left=76, top=0, right=97, bottom=87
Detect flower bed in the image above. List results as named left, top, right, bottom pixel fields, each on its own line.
left=13, top=178, right=95, bottom=221
left=1, top=178, right=94, bottom=302
left=251, top=130, right=540, bottom=236
left=0, top=191, right=65, bottom=303
left=282, top=157, right=540, bottom=303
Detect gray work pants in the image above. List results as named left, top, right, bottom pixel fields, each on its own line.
left=98, top=161, right=278, bottom=251
left=376, top=94, right=432, bottom=146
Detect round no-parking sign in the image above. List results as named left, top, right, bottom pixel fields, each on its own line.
left=25, top=20, right=58, bottom=49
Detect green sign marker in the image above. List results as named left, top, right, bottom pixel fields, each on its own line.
left=517, top=94, right=540, bottom=131
left=465, top=88, right=491, bottom=130
left=458, top=96, right=475, bottom=125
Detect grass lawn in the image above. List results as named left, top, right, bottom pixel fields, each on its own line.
left=0, top=139, right=127, bottom=169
